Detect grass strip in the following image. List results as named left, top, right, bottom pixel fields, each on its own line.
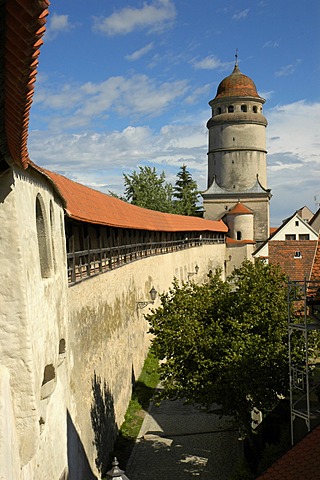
left=112, top=351, right=160, bottom=467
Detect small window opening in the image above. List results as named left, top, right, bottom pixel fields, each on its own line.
left=241, top=105, right=247, bottom=112
left=294, top=251, right=302, bottom=258
left=42, top=364, right=55, bottom=386
left=295, top=220, right=299, bottom=226
left=232, top=137, right=235, bottom=141
left=59, top=339, right=66, bottom=355
left=237, top=231, right=242, bottom=240
left=253, top=106, right=258, bottom=113
left=228, top=105, right=234, bottom=113
left=41, top=364, right=56, bottom=400
left=216, top=107, right=221, bottom=115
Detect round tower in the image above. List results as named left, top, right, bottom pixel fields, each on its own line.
left=224, top=202, right=254, bottom=241
left=207, top=64, right=268, bottom=191
left=202, top=62, right=271, bottom=245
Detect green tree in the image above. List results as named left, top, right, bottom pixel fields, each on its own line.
left=147, top=260, right=294, bottom=445
left=123, top=166, right=174, bottom=213
left=173, top=165, right=203, bottom=216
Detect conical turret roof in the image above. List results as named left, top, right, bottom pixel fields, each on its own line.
left=214, top=65, right=261, bottom=99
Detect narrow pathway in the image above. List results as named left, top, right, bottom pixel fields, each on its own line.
left=126, top=399, right=241, bottom=479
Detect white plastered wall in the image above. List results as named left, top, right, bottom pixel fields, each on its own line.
left=0, top=166, right=69, bottom=479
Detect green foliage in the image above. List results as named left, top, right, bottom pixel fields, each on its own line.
left=122, top=164, right=203, bottom=216
left=173, top=165, right=203, bottom=216
left=123, top=166, right=174, bottom=213
left=147, top=260, right=295, bottom=442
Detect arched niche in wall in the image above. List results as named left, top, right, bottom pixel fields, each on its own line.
left=50, top=200, right=57, bottom=272
left=36, top=194, right=52, bottom=278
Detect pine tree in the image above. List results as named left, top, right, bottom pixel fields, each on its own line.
left=173, top=165, right=203, bottom=216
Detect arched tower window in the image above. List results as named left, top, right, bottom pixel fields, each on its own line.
left=241, top=105, right=247, bottom=112
left=228, top=105, right=234, bottom=113
left=36, top=194, right=51, bottom=278
left=237, top=231, right=242, bottom=240
left=253, top=105, right=258, bottom=113
left=216, top=107, right=222, bottom=115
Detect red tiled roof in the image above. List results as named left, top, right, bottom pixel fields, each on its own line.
left=310, top=237, right=320, bottom=281
left=1, top=0, right=49, bottom=169
left=268, top=240, right=318, bottom=280
left=256, top=424, right=320, bottom=479
left=214, top=65, right=261, bottom=100
left=226, top=237, right=255, bottom=245
left=270, top=227, right=278, bottom=235
left=227, top=202, right=253, bottom=215
left=43, top=169, right=228, bottom=233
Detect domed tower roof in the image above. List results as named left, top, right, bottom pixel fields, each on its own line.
left=214, top=65, right=261, bottom=99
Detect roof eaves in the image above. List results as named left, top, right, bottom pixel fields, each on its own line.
left=2, top=0, right=49, bottom=169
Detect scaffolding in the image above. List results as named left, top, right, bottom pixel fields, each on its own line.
left=288, top=279, right=320, bottom=444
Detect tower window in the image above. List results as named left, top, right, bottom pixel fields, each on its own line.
left=241, top=105, right=247, bottom=112
left=228, top=105, right=234, bottom=113
left=253, top=106, right=258, bottom=113
left=216, top=107, right=221, bottom=115
left=237, top=231, right=242, bottom=240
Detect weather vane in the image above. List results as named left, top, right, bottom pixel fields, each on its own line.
left=235, top=49, right=238, bottom=67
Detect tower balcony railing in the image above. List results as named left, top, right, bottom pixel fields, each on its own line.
left=67, top=235, right=224, bottom=285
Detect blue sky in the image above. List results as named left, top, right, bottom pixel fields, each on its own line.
left=29, top=0, right=320, bottom=226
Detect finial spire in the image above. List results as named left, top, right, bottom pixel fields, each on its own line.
left=235, top=49, right=238, bottom=67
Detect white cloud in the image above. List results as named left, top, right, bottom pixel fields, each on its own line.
left=32, top=74, right=189, bottom=130
left=29, top=121, right=208, bottom=196
left=185, top=84, right=212, bottom=104
left=267, top=100, right=320, bottom=161
left=266, top=100, right=320, bottom=223
left=192, top=55, right=233, bottom=71
left=263, top=40, right=279, bottom=48
left=259, top=90, right=274, bottom=100
left=93, top=0, right=176, bottom=36
left=45, top=13, right=74, bottom=40
left=275, top=59, right=301, bottom=77
left=125, top=43, right=154, bottom=61
left=232, top=9, right=249, bottom=21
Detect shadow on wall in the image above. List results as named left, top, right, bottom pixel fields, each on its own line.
left=91, top=372, right=118, bottom=478
left=67, top=410, right=97, bottom=480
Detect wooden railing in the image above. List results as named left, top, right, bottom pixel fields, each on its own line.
left=67, top=236, right=224, bottom=285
